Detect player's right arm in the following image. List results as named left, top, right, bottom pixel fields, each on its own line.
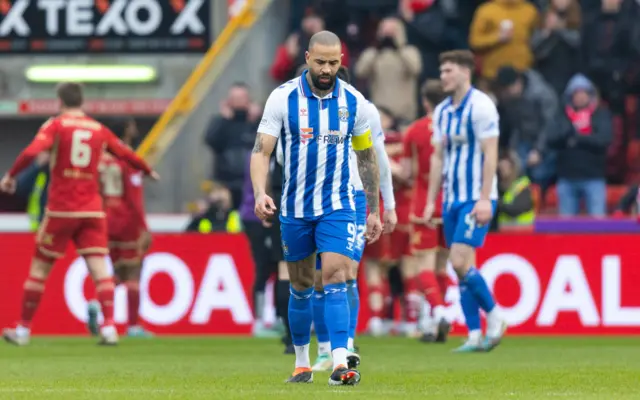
left=104, top=129, right=155, bottom=178
left=426, top=106, right=445, bottom=218
left=251, top=89, right=283, bottom=221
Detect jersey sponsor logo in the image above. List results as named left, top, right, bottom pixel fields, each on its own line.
left=450, top=134, right=468, bottom=144
left=300, top=128, right=314, bottom=144
left=299, top=108, right=307, bottom=117
left=338, top=106, right=349, bottom=122
left=318, top=130, right=346, bottom=145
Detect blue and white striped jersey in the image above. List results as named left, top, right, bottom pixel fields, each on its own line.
left=432, top=88, right=499, bottom=206
left=258, top=71, right=371, bottom=218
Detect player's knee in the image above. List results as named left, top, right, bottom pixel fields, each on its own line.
left=290, top=267, right=314, bottom=291
left=449, top=249, right=471, bottom=277
left=321, top=257, right=350, bottom=285
left=31, top=256, right=56, bottom=279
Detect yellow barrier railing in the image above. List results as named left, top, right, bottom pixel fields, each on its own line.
left=137, top=0, right=255, bottom=160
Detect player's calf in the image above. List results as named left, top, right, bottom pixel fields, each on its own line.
left=450, top=244, right=505, bottom=350
left=4, top=257, right=54, bottom=346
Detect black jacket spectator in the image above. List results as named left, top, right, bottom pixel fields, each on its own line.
left=399, top=1, right=448, bottom=81
left=530, top=0, right=582, bottom=96
left=495, top=67, right=558, bottom=153
left=581, top=0, right=637, bottom=113
left=548, top=74, right=613, bottom=180
left=205, top=83, right=260, bottom=209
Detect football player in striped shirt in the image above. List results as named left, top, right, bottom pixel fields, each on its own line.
left=250, top=31, right=382, bottom=385
left=423, top=50, right=507, bottom=352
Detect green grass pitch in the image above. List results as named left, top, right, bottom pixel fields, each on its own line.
left=1, top=336, right=639, bottom=399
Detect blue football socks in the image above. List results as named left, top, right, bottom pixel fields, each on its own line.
left=323, top=282, right=349, bottom=351
left=463, top=267, right=496, bottom=313
left=312, top=290, right=330, bottom=346
left=288, top=285, right=313, bottom=346
left=346, top=279, right=359, bottom=348
left=459, top=280, right=481, bottom=332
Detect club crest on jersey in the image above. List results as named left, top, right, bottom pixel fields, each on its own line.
left=338, top=107, right=349, bottom=122
left=281, top=241, right=289, bottom=255
left=300, top=128, right=314, bottom=144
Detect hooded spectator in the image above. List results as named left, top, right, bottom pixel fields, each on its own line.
left=548, top=74, right=613, bottom=217
left=469, top=0, right=539, bottom=80
left=494, top=66, right=558, bottom=189
left=355, top=17, right=422, bottom=122
left=530, top=0, right=582, bottom=96
left=270, top=13, right=350, bottom=83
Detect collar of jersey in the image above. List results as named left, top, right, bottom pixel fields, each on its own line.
left=446, top=86, right=474, bottom=114
left=299, top=70, right=341, bottom=99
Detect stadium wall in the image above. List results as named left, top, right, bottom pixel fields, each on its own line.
left=1, top=232, right=639, bottom=335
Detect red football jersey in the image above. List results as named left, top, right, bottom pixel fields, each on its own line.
left=100, top=153, right=147, bottom=230
left=8, top=112, right=152, bottom=217
left=403, top=116, right=441, bottom=217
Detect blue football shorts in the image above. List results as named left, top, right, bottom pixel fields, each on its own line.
left=442, top=200, right=498, bottom=249
left=314, top=190, right=366, bottom=270
left=280, top=206, right=358, bottom=264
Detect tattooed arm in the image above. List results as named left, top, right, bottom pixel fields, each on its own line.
left=355, top=147, right=380, bottom=215
left=250, top=133, right=278, bottom=199
left=251, top=88, right=284, bottom=220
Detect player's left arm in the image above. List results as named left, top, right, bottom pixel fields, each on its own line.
left=7, top=120, right=56, bottom=178
left=373, top=137, right=395, bottom=211
left=476, top=100, right=500, bottom=201
left=353, top=103, right=380, bottom=215
left=368, top=104, right=395, bottom=211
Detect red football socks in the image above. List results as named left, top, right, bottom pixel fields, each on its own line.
left=20, top=276, right=46, bottom=327
left=436, top=273, right=453, bottom=300
left=96, top=278, right=115, bottom=326
left=368, top=284, right=384, bottom=319
left=418, top=270, right=444, bottom=307
left=403, top=278, right=420, bottom=323
left=126, top=280, right=140, bottom=327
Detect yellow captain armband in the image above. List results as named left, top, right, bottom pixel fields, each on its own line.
left=352, top=130, right=373, bottom=151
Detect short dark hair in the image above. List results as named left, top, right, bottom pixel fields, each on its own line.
left=439, top=50, right=475, bottom=71
left=421, top=80, right=445, bottom=106
left=337, top=66, right=351, bottom=84
left=56, top=82, right=84, bottom=108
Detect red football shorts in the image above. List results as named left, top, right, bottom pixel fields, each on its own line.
left=386, top=227, right=411, bottom=261
left=410, top=223, right=447, bottom=254
left=36, top=216, right=108, bottom=261
left=108, top=218, right=144, bottom=264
